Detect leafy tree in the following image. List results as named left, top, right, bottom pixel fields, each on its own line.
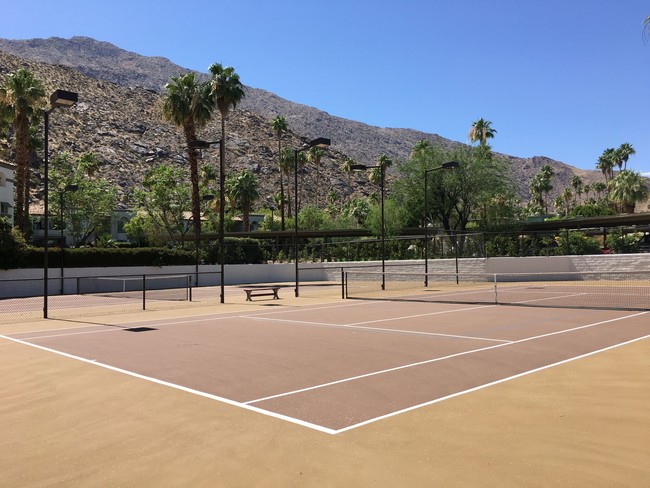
left=132, top=163, right=192, bottom=246
left=298, top=204, right=332, bottom=231
left=49, top=152, right=118, bottom=245
left=608, top=170, right=648, bottom=213
left=0, top=69, right=46, bottom=236
left=270, top=115, right=288, bottom=229
left=393, top=143, right=513, bottom=247
left=226, top=169, right=259, bottom=231
left=468, top=118, right=496, bottom=146
left=341, top=197, right=371, bottom=226
left=162, top=72, right=214, bottom=243
left=365, top=199, right=407, bottom=237
left=0, top=217, right=28, bottom=268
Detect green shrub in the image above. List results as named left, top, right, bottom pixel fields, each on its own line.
left=0, top=218, right=28, bottom=269
left=205, top=237, right=267, bottom=264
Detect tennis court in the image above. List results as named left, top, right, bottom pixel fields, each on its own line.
left=1, top=278, right=649, bottom=486
left=3, top=291, right=648, bottom=433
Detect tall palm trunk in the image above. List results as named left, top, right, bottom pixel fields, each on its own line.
left=14, top=111, right=30, bottom=237
left=278, top=136, right=285, bottom=230
left=183, top=120, right=201, bottom=241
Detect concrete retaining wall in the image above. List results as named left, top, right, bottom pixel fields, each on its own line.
left=2, top=254, right=649, bottom=298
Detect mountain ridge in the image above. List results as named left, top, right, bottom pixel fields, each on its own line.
left=0, top=36, right=608, bottom=202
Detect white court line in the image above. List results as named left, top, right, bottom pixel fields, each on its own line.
left=244, top=311, right=648, bottom=405
left=249, top=309, right=510, bottom=344
left=334, top=333, right=650, bottom=434
left=511, top=292, right=588, bottom=305
left=5, top=308, right=646, bottom=435
left=8, top=299, right=378, bottom=338
left=0, top=333, right=337, bottom=435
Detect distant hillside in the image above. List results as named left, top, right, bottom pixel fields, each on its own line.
left=0, top=36, right=610, bottom=202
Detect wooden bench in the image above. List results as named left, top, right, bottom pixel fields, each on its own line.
left=244, top=286, right=281, bottom=301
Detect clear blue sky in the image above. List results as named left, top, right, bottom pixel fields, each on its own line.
left=4, top=0, right=650, bottom=175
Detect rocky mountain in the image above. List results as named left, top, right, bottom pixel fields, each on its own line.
left=0, top=36, right=608, bottom=206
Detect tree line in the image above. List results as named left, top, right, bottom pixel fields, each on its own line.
left=1, top=66, right=648, bottom=256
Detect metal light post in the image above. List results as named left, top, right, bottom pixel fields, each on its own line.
left=193, top=193, right=215, bottom=286
left=189, top=140, right=224, bottom=302
left=59, top=184, right=78, bottom=294
left=351, top=163, right=386, bottom=290
left=294, top=137, right=330, bottom=297
left=423, top=161, right=459, bottom=287
left=43, top=89, right=78, bottom=319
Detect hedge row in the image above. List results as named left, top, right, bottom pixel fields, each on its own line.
left=1, top=237, right=269, bottom=269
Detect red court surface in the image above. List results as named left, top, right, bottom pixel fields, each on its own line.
left=3, top=300, right=649, bottom=434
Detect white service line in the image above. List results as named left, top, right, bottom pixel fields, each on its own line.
left=249, top=314, right=510, bottom=343
left=244, top=311, right=648, bottom=405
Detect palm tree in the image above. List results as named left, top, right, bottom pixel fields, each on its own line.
left=309, top=146, right=325, bottom=206
left=209, top=63, right=245, bottom=149
left=296, top=150, right=308, bottom=214
left=410, top=140, right=431, bottom=158
left=571, top=175, right=583, bottom=205
left=596, top=148, right=616, bottom=182
left=591, top=181, right=607, bottom=201
left=369, top=154, right=392, bottom=186
left=369, top=166, right=383, bottom=186
left=617, top=143, right=635, bottom=170
left=280, top=147, right=295, bottom=217
left=468, top=118, right=496, bottom=146
left=341, top=157, right=355, bottom=185
left=538, top=165, right=555, bottom=213
left=208, top=63, right=245, bottom=240
left=228, top=169, right=259, bottom=231
left=608, top=170, right=648, bottom=213
left=561, top=187, right=573, bottom=217
left=0, top=69, right=46, bottom=236
left=270, top=115, right=288, bottom=229
left=162, top=72, right=214, bottom=241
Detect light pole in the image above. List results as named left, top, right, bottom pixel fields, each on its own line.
left=189, top=140, right=224, bottom=302
left=268, top=203, right=276, bottom=230
left=351, top=163, right=386, bottom=290
left=424, top=161, right=459, bottom=286
left=44, top=89, right=78, bottom=319
left=59, top=184, right=78, bottom=294
left=193, top=193, right=214, bottom=286
left=294, top=137, right=330, bottom=297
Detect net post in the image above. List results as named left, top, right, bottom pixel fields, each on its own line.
left=188, top=275, right=193, bottom=301
left=341, top=267, right=345, bottom=299
left=493, top=273, right=498, bottom=304
left=142, top=274, right=146, bottom=310
left=76, top=276, right=80, bottom=295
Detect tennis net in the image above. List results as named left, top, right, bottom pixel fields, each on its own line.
left=77, top=274, right=192, bottom=301
left=343, top=270, right=650, bottom=311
